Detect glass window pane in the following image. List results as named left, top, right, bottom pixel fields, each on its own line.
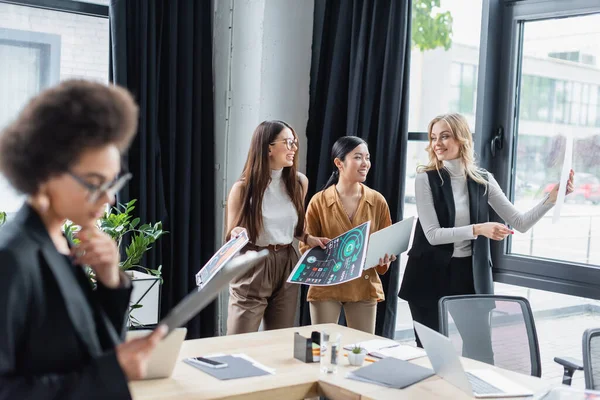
left=571, top=102, right=581, bottom=125
left=590, top=85, right=598, bottom=105
left=589, top=104, right=597, bottom=127
left=573, top=82, right=582, bottom=102
left=511, top=14, right=600, bottom=265
left=0, top=3, right=109, bottom=214
left=581, top=104, right=588, bottom=126
left=450, top=62, right=461, bottom=86
left=408, top=0, right=482, bottom=132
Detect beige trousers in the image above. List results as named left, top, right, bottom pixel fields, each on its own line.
left=227, top=246, right=299, bottom=335
left=309, top=299, right=378, bottom=334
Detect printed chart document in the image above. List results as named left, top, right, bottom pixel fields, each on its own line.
left=287, top=221, right=370, bottom=286
left=553, top=135, right=573, bottom=224
left=195, top=229, right=249, bottom=287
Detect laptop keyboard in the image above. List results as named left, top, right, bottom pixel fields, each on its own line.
left=465, top=372, right=504, bottom=395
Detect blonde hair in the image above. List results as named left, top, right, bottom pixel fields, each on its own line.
left=418, top=113, right=488, bottom=187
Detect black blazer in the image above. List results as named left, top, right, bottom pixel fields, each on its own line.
left=0, top=204, right=132, bottom=399
left=399, top=169, right=493, bottom=307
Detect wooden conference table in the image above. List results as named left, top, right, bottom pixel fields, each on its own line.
left=130, top=323, right=553, bottom=400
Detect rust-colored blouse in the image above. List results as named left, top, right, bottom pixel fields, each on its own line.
left=299, top=184, right=392, bottom=303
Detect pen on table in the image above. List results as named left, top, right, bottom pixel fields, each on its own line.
left=343, top=353, right=377, bottom=363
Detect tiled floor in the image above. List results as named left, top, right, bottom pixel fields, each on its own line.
left=534, top=312, right=600, bottom=389
left=398, top=311, right=600, bottom=389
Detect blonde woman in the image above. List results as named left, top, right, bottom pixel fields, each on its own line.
left=399, top=113, right=573, bottom=360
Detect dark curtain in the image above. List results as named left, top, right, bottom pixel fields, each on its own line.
left=302, top=0, right=411, bottom=339
left=109, top=0, right=216, bottom=339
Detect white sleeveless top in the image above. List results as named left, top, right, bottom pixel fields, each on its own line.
left=254, top=168, right=299, bottom=246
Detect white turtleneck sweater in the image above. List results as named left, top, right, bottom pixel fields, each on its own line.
left=415, top=159, right=554, bottom=257
left=254, top=168, right=299, bottom=247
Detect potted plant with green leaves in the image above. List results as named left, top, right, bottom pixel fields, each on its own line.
left=0, top=211, right=6, bottom=227
left=64, top=199, right=166, bottom=328
left=348, top=344, right=367, bottom=366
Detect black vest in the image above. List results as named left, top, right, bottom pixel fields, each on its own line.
left=398, top=169, right=493, bottom=307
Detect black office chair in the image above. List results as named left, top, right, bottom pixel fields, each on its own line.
left=582, top=327, right=600, bottom=390
left=438, top=295, right=542, bottom=377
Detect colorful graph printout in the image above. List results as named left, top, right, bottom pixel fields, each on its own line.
left=195, top=229, right=249, bottom=287
left=287, top=221, right=371, bottom=286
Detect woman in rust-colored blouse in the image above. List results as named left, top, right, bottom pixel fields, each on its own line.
left=300, top=136, right=395, bottom=334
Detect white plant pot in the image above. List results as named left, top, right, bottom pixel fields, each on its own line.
left=128, top=270, right=161, bottom=327
left=348, top=350, right=367, bottom=366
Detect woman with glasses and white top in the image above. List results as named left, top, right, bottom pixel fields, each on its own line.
left=226, top=120, right=330, bottom=334
left=399, top=113, right=574, bottom=360
left=0, top=80, right=166, bottom=399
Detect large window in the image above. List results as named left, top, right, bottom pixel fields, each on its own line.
left=0, top=0, right=109, bottom=214
left=477, top=0, right=600, bottom=387
left=408, top=0, right=482, bottom=133
left=508, top=14, right=600, bottom=267
left=400, top=0, right=600, bottom=387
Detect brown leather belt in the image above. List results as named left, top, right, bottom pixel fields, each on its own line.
left=245, top=243, right=292, bottom=252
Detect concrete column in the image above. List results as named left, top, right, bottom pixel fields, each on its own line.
left=214, top=0, right=314, bottom=243
left=213, top=0, right=314, bottom=333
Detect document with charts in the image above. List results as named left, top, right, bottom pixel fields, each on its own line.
left=287, top=221, right=370, bottom=286
left=195, top=229, right=249, bottom=287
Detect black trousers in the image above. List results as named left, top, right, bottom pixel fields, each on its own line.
left=408, top=256, right=495, bottom=365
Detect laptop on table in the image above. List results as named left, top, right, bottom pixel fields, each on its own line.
left=414, top=322, right=534, bottom=398
left=126, top=249, right=269, bottom=379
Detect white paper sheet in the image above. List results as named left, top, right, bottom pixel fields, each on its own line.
left=552, top=135, right=573, bottom=224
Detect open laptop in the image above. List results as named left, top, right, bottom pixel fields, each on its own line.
left=126, top=249, right=269, bottom=379
left=126, top=327, right=187, bottom=379
left=414, top=322, right=534, bottom=398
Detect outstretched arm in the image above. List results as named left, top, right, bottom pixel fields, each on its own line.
left=487, top=174, right=554, bottom=233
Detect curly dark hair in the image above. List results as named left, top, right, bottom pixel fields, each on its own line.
left=0, top=79, right=139, bottom=195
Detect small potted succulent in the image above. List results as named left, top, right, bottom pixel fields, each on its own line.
left=348, top=344, right=367, bottom=366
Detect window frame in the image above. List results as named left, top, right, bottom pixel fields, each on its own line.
left=0, top=0, right=108, bottom=18
left=0, top=27, right=61, bottom=90
left=479, top=0, right=600, bottom=300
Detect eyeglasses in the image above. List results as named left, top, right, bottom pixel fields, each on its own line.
left=270, top=138, right=299, bottom=150
left=69, top=171, right=133, bottom=203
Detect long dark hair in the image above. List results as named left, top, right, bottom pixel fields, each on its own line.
left=231, top=120, right=305, bottom=243
left=323, top=136, right=368, bottom=190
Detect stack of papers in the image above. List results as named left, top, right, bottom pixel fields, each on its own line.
left=343, top=339, right=426, bottom=361
left=343, top=339, right=399, bottom=354
left=346, top=357, right=434, bottom=389
left=370, top=345, right=426, bottom=361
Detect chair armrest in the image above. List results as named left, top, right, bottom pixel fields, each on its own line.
left=554, top=356, right=583, bottom=371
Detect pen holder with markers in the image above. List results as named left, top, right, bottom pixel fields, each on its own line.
left=293, top=331, right=321, bottom=363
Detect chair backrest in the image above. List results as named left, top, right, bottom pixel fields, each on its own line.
left=438, top=294, right=541, bottom=377
left=583, top=327, right=600, bottom=390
